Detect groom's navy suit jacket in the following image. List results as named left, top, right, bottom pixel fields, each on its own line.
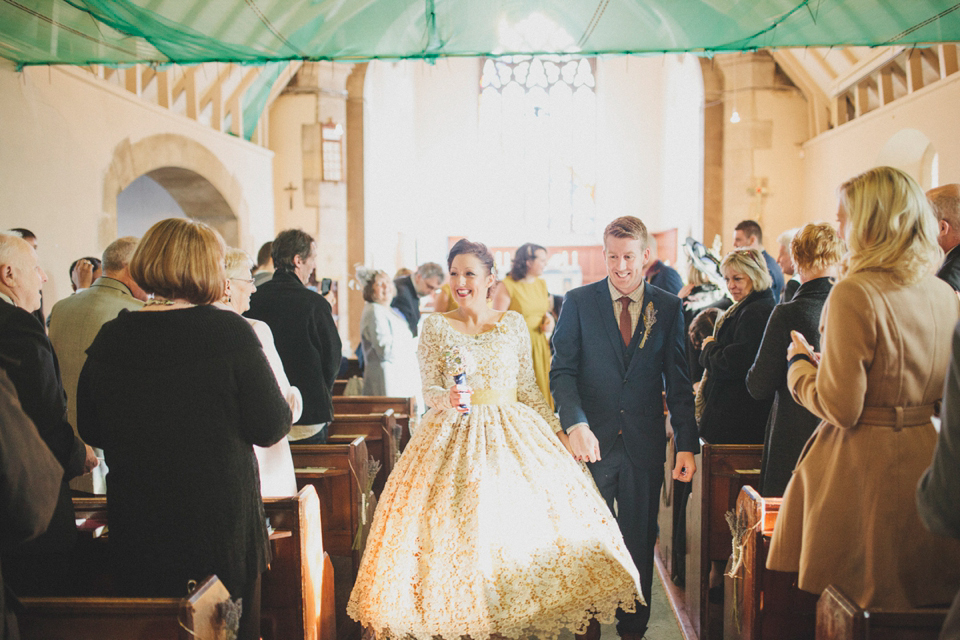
left=550, top=279, right=699, bottom=469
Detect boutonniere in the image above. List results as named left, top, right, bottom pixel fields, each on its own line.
left=638, top=301, right=657, bottom=349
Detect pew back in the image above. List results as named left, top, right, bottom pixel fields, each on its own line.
left=817, top=585, right=949, bottom=640
left=332, top=395, right=416, bottom=451
left=327, top=412, right=399, bottom=496
left=18, top=575, right=228, bottom=640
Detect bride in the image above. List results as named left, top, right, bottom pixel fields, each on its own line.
left=347, top=239, right=642, bottom=640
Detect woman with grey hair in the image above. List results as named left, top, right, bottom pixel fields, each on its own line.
left=696, top=248, right=776, bottom=444
left=358, top=268, right=420, bottom=400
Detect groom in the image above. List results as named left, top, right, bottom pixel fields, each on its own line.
left=551, top=216, right=699, bottom=640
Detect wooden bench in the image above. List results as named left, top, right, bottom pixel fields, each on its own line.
left=291, top=437, right=376, bottom=579
left=333, top=379, right=347, bottom=396
left=71, top=489, right=334, bottom=640
left=333, top=395, right=417, bottom=452
left=817, top=585, right=949, bottom=640
left=327, top=412, right=399, bottom=497
left=686, top=440, right=763, bottom=640
left=723, top=486, right=816, bottom=640
left=18, top=574, right=230, bottom=640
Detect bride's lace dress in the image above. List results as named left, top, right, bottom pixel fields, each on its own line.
left=347, top=311, right=642, bottom=640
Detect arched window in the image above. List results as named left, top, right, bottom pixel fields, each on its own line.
left=479, top=45, right=597, bottom=235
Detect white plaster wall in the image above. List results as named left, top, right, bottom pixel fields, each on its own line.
left=802, top=73, right=960, bottom=224
left=363, top=55, right=704, bottom=272
left=0, top=63, right=275, bottom=308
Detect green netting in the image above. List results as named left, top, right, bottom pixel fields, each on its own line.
left=2, top=0, right=960, bottom=68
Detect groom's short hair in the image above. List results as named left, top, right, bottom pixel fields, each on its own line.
left=603, top=216, right=648, bottom=249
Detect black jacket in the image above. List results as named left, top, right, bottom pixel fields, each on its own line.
left=391, top=275, right=420, bottom=337
left=746, top=277, right=832, bottom=496
left=78, top=306, right=290, bottom=597
left=0, top=299, right=84, bottom=596
left=246, top=270, right=342, bottom=425
left=645, top=260, right=683, bottom=296
left=938, top=245, right=960, bottom=293
left=698, top=288, right=776, bottom=445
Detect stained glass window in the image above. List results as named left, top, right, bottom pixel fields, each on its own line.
left=479, top=55, right=597, bottom=235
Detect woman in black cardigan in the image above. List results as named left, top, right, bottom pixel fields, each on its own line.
left=746, top=223, right=844, bottom=496
left=77, top=219, right=291, bottom=640
left=697, top=248, right=776, bottom=445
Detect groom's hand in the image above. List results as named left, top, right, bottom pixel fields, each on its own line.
left=569, top=426, right=601, bottom=463
left=672, top=451, right=697, bottom=483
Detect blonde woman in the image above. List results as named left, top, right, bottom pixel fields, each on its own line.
left=767, top=166, right=960, bottom=609
left=745, top=223, right=844, bottom=496
left=219, top=247, right=302, bottom=498
left=697, top=248, right=776, bottom=444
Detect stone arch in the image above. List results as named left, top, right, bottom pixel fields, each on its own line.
left=102, top=134, right=245, bottom=247
left=876, top=129, right=938, bottom=189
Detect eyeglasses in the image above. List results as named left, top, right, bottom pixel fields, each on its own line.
left=230, top=277, right=255, bottom=284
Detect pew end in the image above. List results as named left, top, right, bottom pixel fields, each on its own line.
left=817, top=585, right=950, bottom=640
left=18, top=575, right=231, bottom=640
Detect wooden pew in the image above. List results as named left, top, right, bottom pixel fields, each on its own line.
left=261, top=486, right=336, bottom=640
left=686, top=440, right=763, bottom=640
left=71, top=490, right=335, bottom=640
left=18, top=574, right=230, bottom=640
left=333, top=395, right=417, bottom=452
left=723, top=486, right=816, bottom=640
left=327, top=412, right=399, bottom=497
left=817, top=585, right=949, bottom=640
left=333, top=379, right=347, bottom=396
left=291, top=437, right=376, bottom=578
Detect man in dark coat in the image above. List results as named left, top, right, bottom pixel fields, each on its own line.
left=0, top=233, right=96, bottom=596
left=929, top=184, right=960, bottom=292
left=246, top=229, right=341, bottom=444
left=643, top=242, right=683, bottom=296
left=391, top=262, right=444, bottom=337
left=0, top=370, right=63, bottom=640
left=551, top=216, right=698, bottom=640
left=733, top=220, right=785, bottom=302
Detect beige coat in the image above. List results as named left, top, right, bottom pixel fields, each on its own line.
left=48, top=277, right=143, bottom=492
left=767, top=270, right=960, bottom=609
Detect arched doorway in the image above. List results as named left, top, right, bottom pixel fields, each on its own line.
left=117, top=167, right=238, bottom=245
left=104, top=134, right=245, bottom=247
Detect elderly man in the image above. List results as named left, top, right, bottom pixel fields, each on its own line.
left=246, top=229, right=342, bottom=445
left=929, top=184, right=960, bottom=292
left=49, top=237, right=146, bottom=493
left=733, top=219, right=784, bottom=302
left=0, top=233, right=96, bottom=595
left=391, top=262, right=444, bottom=337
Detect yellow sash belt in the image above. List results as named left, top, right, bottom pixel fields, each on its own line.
left=470, top=388, right=518, bottom=405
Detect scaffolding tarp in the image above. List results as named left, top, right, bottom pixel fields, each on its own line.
left=1, top=0, right=959, bottom=68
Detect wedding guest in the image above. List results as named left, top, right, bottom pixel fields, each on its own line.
left=697, top=248, right=776, bottom=444
left=492, top=243, right=555, bottom=409
left=77, top=219, right=291, bottom=640
left=358, top=269, right=419, bottom=399
left=776, top=228, right=801, bottom=302
left=733, top=220, right=784, bottom=302
left=746, top=223, right=843, bottom=496
left=767, top=166, right=960, bottom=609
left=218, top=247, right=301, bottom=498
left=253, top=241, right=274, bottom=287
left=917, top=319, right=960, bottom=639
left=391, top=262, right=443, bottom=337
left=7, top=228, right=45, bottom=327
left=929, top=184, right=960, bottom=292
left=68, top=256, right=102, bottom=292
left=643, top=241, right=683, bottom=295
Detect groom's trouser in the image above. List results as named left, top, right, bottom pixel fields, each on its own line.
left=589, top=435, right=663, bottom=636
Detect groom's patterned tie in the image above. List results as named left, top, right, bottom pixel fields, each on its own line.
left=618, top=296, right=632, bottom=346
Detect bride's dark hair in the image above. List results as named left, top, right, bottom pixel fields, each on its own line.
left=447, top=239, right=498, bottom=297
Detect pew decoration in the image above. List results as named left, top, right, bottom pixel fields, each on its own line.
left=353, top=457, right=382, bottom=551
left=725, top=507, right=752, bottom=635
left=175, top=575, right=237, bottom=640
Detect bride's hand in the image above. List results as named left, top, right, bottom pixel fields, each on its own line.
left=448, top=383, right=473, bottom=412
left=555, top=430, right=575, bottom=456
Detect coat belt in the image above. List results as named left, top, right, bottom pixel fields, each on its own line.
left=859, top=403, right=938, bottom=431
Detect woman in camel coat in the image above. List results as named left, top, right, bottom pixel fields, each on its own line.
left=766, top=166, right=960, bottom=609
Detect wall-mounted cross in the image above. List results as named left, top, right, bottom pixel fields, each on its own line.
left=283, top=182, right=298, bottom=210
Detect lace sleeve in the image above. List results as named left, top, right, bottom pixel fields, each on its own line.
left=511, top=313, right=562, bottom=432
left=418, top=314, right=454, bottom=411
